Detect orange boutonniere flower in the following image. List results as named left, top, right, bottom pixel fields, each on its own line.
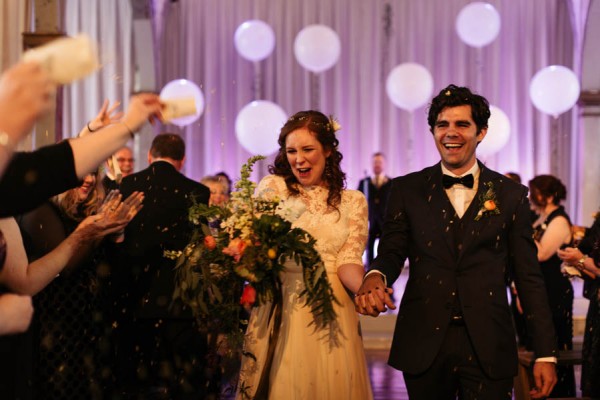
left=475, top=182, right=501, bottom=221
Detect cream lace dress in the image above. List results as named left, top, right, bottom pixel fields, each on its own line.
left=236, top=175, right=373, bottom=400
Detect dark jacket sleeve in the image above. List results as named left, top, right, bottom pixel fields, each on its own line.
left=0, top=141, right=79, bottom=217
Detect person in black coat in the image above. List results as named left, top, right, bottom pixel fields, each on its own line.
left=355, top=85, right=558, bottom=399
left=107, top=133, right=210, bottom=399
left=357, top=152, right=392, bottom=267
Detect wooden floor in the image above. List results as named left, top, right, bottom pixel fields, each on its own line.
left=366, top=349, right=409, bottom=400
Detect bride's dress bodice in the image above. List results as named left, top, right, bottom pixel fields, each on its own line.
left=256, top=174, right=368, bottom=275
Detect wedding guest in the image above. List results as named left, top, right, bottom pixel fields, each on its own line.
left=102, top=146, right=135, bottom=191
left=216, top=171, right=233, bottom=196
left=505, top=171, right=522, bottom=184
left=108, top=133, right=210, bottom=399
left=17, top=173, right=137, bottom=399
left=0, top=189, right=142, bottom=399
left=558, top=211, right=600, bottom=398
left=529, top=174, right=575, bottom=397
left=201, top=175, right=229, bottom=205
left=357, top=152, right=392, bottom=266
left=355, top=85, right=557, bottom=399
left=237, top=110, right=372, bottom=399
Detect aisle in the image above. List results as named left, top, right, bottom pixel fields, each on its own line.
left=366, top=349, right=408, bottom=400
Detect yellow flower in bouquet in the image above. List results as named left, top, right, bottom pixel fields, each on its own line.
left=168, top=156, right=337, bottom=347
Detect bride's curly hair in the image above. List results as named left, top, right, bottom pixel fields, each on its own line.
left=269, top=110, right=346, bottom=210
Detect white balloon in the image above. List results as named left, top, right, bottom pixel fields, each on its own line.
left=159, top=79, right=205, bottom=127
left=455, top=2, right=501, bottom=48
left=234, top=20, right=276, bottom=62
left=235, top=101, right=287, bottom=155
left=529, top=65, right=580, bottom=118
left=294, top=25, right=341, bottom=73
left=385, top=63, right=434, bottom=111
left=478, top=105, right=510, bottom=158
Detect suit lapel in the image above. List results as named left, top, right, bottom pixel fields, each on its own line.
left=456, top=162, right=498, bottom=263
left=425, top=164, right=458, bottom=258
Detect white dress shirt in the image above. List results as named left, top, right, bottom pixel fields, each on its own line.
left=441, top=163, right=480, bottom=218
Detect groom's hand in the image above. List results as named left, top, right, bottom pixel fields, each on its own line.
left=530, top=362, right=557, bottom=399
left=354, top=273, right=395, bottom=317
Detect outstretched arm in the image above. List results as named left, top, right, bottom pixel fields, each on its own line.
left=0, top=293, right=34, bottom=335
left=77, top=99, right=123, bottom=137
left=0, top=192, right=143, bottom=295
left=69, top=93, right=162, bottom=179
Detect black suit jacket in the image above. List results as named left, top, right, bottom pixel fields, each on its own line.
left=357, top=176, right=392, bottom=232
left=111, top=161, right=210, bottom=319
left=371, top=161, right=557, bottom=379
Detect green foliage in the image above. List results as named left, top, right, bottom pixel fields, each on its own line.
left=170, top=156, right=338, bottom=352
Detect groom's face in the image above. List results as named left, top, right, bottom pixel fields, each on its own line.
left=433, top=104, right=487, bottom=175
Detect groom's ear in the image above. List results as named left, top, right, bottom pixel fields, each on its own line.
left=476, top=127, right=488, bottom=143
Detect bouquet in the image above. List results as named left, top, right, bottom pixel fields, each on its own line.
left=166, top=156, right=337, bottom=351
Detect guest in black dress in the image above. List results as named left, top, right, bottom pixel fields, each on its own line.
left=18, top=172, right=111, bottom=399
left=558, top=211, right=600, bottom=398
left=529, top=174, right=575, bottom=397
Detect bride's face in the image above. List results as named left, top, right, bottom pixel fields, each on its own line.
left=285, top=128, right=331, bottom=187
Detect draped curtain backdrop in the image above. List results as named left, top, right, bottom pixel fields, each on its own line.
left=62, top=1, right=137, bottom=151
left=148, top=0, right=583, bottom=217
left=34, top=1, right=585, bottom=221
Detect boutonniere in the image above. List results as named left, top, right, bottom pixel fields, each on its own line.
left=475, top=182, right=500, bottom=221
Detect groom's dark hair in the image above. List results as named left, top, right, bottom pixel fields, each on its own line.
left=427, top=84, right=491, bottom=134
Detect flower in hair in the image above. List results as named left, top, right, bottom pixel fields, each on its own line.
left=329, top=116, right=341, bottom=132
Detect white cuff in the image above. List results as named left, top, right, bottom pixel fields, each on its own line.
left=534, top=357, right=557, bottom=364
left=364, top=270, right=387, bottom=287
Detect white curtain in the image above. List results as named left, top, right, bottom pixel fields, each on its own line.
left=62, top=1, right=134, bottom=141
left=54, top=1, right=581, bottom=218
left=149, top=0, right=577, bottom=207
left=0, top=0, right=26, bottom=72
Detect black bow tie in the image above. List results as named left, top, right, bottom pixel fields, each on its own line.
left=442, top=174, right=474, bottom=189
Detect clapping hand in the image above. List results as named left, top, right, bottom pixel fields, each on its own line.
left=354, top=273, right=396, bottom=317
left=77, top=190, right=144, bottom=241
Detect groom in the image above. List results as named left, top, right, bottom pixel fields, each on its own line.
left=355, top=85, right=558, bottom=399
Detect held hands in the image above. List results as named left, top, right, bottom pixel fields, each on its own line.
left=529, top=362, right=557, bottom=399
left=354, top=273, right=395, bottom=317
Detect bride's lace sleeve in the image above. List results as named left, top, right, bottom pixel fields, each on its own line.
left=336, top=190, right=368, bottom=268
left=255, top=174, right=286, bottom=201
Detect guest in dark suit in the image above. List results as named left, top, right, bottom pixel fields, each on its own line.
left=108, top=133, right=210, bottom=399
left=355, top=85, right=558, bottom=399
left=358, top=152, right=392, bottom=266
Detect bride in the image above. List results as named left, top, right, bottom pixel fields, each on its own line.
left=237, top=110, right=373, bottom=399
